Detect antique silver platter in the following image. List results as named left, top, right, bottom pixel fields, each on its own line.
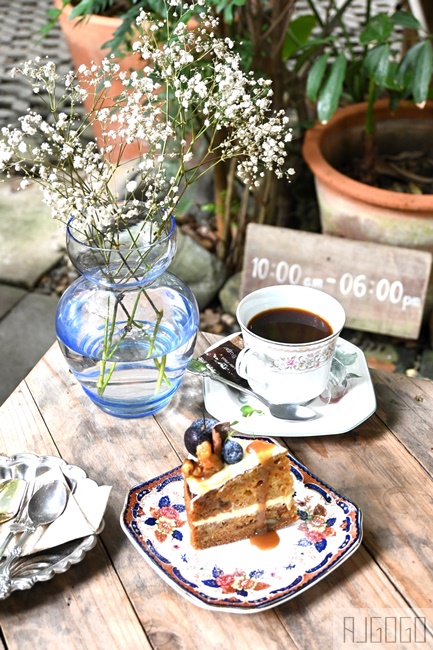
left=0, top=452, right=104, bottom=599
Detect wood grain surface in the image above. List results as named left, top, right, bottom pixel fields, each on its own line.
left=0, top=333, right=432, bottom=650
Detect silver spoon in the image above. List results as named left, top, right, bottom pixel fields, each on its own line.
left=0, top=480, right=68, bottom=594
left=187, top=359, right=318, bottom=421
left=0, top=467, right=51, bottom=560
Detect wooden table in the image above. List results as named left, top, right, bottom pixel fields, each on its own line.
left=0, top=331, right=432, bottom=649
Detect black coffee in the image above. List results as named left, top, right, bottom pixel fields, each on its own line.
left=247, top=307, right=332, bottom=344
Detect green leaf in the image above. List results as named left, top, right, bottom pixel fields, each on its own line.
left=306, top=53, right=329, bottom=103
left=209, top=0, right=246, bottom=24
left=395, top=41, right=433, bottom=102
left=282, top=14, right=317, bottom=60
left=240, top=405, right=264, bottom=418
left=39, top=7, right=63, bottom=37
left=384, top=62, right=403, bottom=92
left=389, top=94, right=402, bottom=111
left=391, top=10, right=424, bottom=32
left=412, top=41, right=433, bottom=104
left=364, top=44, right=391, bottom=86
left=334, top=349, right=358, bottom=366
left=201, top=203, right=216, bottom=214
left=395, top=42, right=421, bottom=89
left=69, top=0, right=108, bottom=20
left=227, top=0, right=247, bottom=23
left=360, top=13, right=393, bottom=45
left=317, top=54, right=347, bottom=123
left=45, top=7, right=62, bottom=18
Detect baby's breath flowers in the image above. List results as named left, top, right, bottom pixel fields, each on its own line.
left=0, top=0, right=294, bottom=396
left=0, top=1, right=293, bottom=230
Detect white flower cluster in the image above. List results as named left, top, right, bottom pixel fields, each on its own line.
left=0, top=0, right=293, bottom=246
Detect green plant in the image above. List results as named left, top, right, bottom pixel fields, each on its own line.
left=287, top=6, right=433, bottom=181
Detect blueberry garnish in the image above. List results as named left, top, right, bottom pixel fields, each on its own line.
left=222, top=439, right=243, bottom=464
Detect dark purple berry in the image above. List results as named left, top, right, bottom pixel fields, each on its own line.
left=222, top=439, right=243, bottom=464
left=184, top=418, right=218, bottom=455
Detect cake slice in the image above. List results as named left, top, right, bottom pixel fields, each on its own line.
left=181, top=421, right=298, bottom=549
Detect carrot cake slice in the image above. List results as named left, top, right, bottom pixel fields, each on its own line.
left=181, top=420, right=298, bottom=549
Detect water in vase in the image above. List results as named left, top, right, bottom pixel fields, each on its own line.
left=56, top=272, right=199, bottom=418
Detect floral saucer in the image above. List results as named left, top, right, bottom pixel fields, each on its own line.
left=120, top=437, right=362, bottom=613
left=201, top=334, right=376, bottom=436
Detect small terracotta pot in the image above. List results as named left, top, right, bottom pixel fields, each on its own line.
left=302, top=100, right=433, bottom=251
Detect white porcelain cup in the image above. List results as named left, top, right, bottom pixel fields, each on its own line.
left=235, top=285, right=346, bottom=404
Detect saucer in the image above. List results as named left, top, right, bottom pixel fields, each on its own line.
left=120, top=436, right=362, bottom=613
left=202, top=334, right=376, bottom=437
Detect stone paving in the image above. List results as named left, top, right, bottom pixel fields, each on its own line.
left=0, top=0, right=71, bottom=404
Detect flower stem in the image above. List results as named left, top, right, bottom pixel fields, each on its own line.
left=96, top=288, right=171, bottom=397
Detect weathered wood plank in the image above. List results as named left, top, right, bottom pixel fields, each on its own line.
left=0, top=381, right=55, bottom=456
left=18, top=343, right=295, bottom=650
left=241, top=224, right=432, bottom=339
left=0, top=541, right=150, bottom=650
left=277, top=546, right=427, bottom=650
left=371, top=369, right=433, bottom=477
left=1, top=337, right=433, bottom=649
left=286, top=404, right=433, bottom=616
left=0, top=359, right=150, bottom=650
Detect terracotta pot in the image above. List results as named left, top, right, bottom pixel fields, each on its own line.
left=302, top=100, right=433, bottom=252
left=54, top=0, right=143, bottom=161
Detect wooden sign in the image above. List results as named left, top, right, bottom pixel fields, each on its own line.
left=241, top=224, right=432, bottom=339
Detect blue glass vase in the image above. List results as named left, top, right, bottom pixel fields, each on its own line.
left=56, top=212, right=199, bottom=418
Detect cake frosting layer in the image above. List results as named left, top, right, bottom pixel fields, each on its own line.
left=192, top=495, right=294, bottom=526
left=186, top=438, right=287, bottom=498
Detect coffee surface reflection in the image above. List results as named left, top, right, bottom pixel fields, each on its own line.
left=247, top=307, right=332, bottom=344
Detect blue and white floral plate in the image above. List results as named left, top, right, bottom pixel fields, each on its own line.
left=120, top=437, right=362, bottom=613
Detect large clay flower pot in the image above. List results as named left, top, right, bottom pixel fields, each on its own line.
left=54, top=0, right=143, bottom=161
left=302, top=100, right=433, bottom=251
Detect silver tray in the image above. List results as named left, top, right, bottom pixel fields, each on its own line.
left=0, top=452, right=104, bottom=599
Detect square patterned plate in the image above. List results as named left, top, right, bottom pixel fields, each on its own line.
left=121, top=437, right=362, bottom=613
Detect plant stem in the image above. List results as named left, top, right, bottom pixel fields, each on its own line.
left=96, top=287, right=171, bottom=397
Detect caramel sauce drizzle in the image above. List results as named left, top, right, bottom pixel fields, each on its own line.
left=246, top=440, right=280, bottom=548
left=250, top=529, right=280, bottom=550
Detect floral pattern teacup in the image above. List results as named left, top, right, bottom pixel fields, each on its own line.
left=236, top=285, right=345, bottom=404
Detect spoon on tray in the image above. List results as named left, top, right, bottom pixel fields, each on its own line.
left=187, top=359, right=318, bottom=421
left=0, top=480, right=68, bottom=595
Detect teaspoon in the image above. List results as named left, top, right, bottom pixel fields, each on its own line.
left=187, top=359, right=318, bottom=421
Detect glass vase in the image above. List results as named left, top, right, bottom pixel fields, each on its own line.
left=55, top=212, right=199, bottom=418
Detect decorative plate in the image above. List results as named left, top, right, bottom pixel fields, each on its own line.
left=121, top=437, right=362, bottom=613
left=0, top=453, right=104, bottom=599
left=202, top=334, right=376, bottom=436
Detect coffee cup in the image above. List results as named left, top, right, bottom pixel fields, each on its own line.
left=235, top=285, right=346, bottom=404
